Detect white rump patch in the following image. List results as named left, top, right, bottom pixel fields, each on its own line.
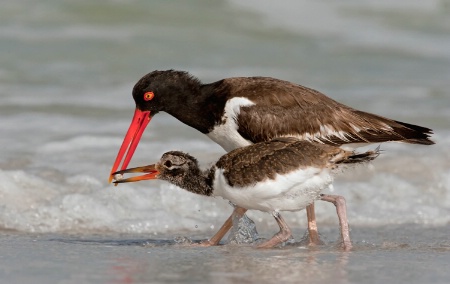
left=292, top=122, right=392, bottom=145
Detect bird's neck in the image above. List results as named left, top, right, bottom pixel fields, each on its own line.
left=164, top=81, right=230, bottom=134
left=172, top=168, right=214, bottom=197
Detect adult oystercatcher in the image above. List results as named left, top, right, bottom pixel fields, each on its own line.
left=113, top=137, right=380, bottom=249
left=109, top=70, right=434, bottom=246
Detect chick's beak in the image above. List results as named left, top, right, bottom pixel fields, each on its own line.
left=112, top=164, right=159, bottom=184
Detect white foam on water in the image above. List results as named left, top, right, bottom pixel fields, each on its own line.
left=0, top=133, right=449, bottom=234
left=0, top=169, right=232, bottom=234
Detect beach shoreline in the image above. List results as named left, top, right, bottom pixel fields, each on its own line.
left=1, top=224, right=449, bottom=284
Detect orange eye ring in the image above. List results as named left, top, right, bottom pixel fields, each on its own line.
left=144, top=92, right=154, bottom=101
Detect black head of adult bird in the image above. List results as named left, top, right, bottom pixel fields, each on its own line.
left=109, top=70, right=433, bottom=182
left=113, top=137, right=380, bottom=249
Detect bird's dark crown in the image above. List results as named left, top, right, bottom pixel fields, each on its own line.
left=132, top=70, right=202, bottom=113
left=157, top=151, right=200, bottom=179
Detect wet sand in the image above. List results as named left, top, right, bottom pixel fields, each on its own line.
left=1, top=224, right=449, bottom=284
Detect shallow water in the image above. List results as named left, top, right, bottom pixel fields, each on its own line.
left=1, top=225, right=449, bottom=284
left=0, top=0, right=449, bottom=282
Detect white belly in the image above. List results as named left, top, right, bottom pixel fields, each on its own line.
left=212, top=166, right=333, bottom=212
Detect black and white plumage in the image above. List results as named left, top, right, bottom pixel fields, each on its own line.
left=113, top=138, right=379, bottom=249
left=109, top=70, right=433, bottom=247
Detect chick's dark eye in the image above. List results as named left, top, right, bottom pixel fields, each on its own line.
left=164, top=160, right=172, bottom=168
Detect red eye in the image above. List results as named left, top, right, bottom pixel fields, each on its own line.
left=144, top=92, right=154, bottom=101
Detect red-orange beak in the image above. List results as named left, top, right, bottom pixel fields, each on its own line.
left=109, top=108, right=151, bottom=183
left=112, top=164, right=159, bottom=184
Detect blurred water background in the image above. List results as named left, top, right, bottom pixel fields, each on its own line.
left=1, top=0, right=449, bottom=237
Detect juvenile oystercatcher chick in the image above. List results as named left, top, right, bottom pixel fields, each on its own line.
left=113, top=137, right=379, bottom=249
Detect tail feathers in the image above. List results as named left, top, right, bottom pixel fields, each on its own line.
left=392, top=120, right=435, bottom=145
left=339, top=146, right=381, bottom=165
left=352, top=110, right=435, bottom=145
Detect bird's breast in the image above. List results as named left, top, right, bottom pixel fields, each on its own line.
left=206, top=97, right=255, bottom=151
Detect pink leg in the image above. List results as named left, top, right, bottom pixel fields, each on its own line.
left=320, top=194, right=352, bottom=251
left=196, top=206, right=248, bottom=247
left=257, top=212, right=292, bottom=249
left=306, top=203, right=322, bottom=245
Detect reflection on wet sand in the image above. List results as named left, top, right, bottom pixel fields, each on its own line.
left=106, top=241, right=352, bottom=284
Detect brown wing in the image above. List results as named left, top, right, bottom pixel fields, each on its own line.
left=215, top=138, right=343, bottom=187
left=222, top=77, right=433, bottom=145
